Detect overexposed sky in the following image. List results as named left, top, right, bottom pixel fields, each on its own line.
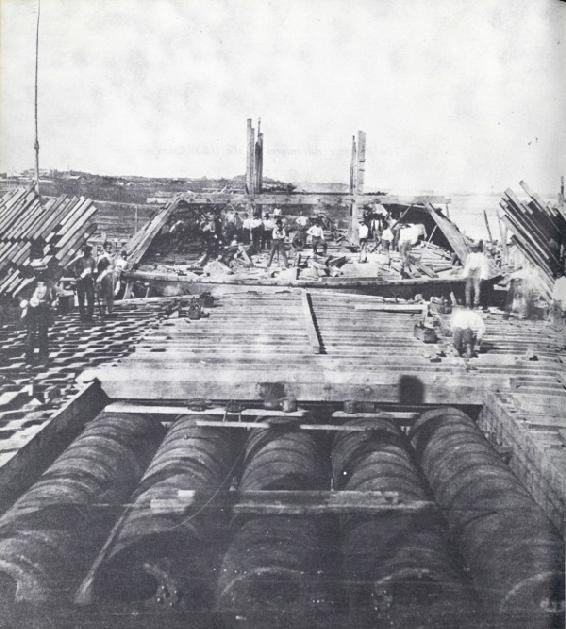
left=0, top=0, right=565, bottom=193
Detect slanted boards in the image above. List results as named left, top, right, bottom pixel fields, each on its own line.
left=503, top=190, right=562, bottom=270
left=125, top=197, right=184, bottom=269
left=427, top=202, right=470, bottom=263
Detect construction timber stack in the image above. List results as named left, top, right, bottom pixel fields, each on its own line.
left=500, top=180, right=566, bottom=294
left=0, top=187, right=97, bottom=298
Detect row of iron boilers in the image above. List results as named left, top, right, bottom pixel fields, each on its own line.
left=0, top=408, right=563, bottom=628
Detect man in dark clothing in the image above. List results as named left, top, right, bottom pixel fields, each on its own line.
left=70, top=245, right=96, bottom=321
left=21, top=270, right=57, bottom=366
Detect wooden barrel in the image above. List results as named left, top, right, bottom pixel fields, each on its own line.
left=91, top=416, right=237, bottom=609
left=239, top=426, right=326, bottom=491
left=410, top=407, right=565, bottom=626
left=0, top=412, right=164, bottom=602
left=334, top=417, right=477, bottom=627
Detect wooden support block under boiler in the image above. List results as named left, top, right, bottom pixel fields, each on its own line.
left=149, top=489, right=436, bottom=516
left=104, top=400, right=309, bottom=419
left=88, top=370, right=489, bottom=405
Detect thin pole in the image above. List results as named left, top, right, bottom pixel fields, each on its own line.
left=34, top=0, right=41, bottom=195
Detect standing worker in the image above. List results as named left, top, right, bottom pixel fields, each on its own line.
left=381, top=221, right=394, bottom=264
left=358, top=217, right=369, bottom=263
left=250, top=214, right=263, bottom=252
left=70, top=244, right=96, bottom=322
left=20, top=268, right=58, bottom=367
left=267, top=218, right=288, bottom=269
left=262, top=213, right=275, bottom=251
left=96, top=242, right=115, bottom=317
left=462, top=241, right=490, bottom=309
left=307, top=218, right=327, bottom=256
left=114, top=249, right=129, bottom=299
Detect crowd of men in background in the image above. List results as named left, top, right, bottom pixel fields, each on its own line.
left=18, top=200, right=564, bottom=367
left=160, top=201, right=437, bottom=274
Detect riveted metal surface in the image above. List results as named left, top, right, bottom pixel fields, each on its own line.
left=334, top=417, right=477, bottom=628
left=0, top=411, right=165, bottom=602
left=90, top=415, right=238, bottom=609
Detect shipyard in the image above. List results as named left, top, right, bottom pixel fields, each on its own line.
left=1, top=1, right=565, bottom=628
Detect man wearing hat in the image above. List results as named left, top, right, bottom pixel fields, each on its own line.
left=20, top=268, right=58, bottom=366
left=70, top=244, right=96, bottom=321
left=267, top=218, right=288, bottom=269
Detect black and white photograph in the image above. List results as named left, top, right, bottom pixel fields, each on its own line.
left=0, top=0, right=565, bottom=627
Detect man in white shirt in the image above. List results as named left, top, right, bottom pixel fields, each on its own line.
left=398, top=223, right=423, bottom=272
left=307, top=219, right=327, bottom=256
left=462, top=242, right=490, bottom=308
left=451, top=307, right=485, bottom=358
left=358, top=218, right=369, bottom=263
left=296, top=212, right=308, bottom=228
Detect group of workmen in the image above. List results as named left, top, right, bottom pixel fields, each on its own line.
left=20, top=242, right=128, bottom=366
left=172, top=208, right=334, bottom=271
left=68, top=242, right=128, bottom=322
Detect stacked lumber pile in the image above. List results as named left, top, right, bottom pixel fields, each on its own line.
left=500, top=181, right=566, bottom=293
left=0, top=188, right=97, bottom=298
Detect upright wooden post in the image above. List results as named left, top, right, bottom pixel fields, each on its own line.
left=255, top=118, right=263, bottom=194
left=355, top=131, right=366, bottom=195
left=350, top=130, right=366, bottom=244
left=349, top=135, right=357, bottom=195
left=246, top=118, right=255, bottom=196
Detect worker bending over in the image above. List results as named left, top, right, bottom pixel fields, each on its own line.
left=398, top=223, right=425, bottom=274
left=451, top=306, right=485, bottom=358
